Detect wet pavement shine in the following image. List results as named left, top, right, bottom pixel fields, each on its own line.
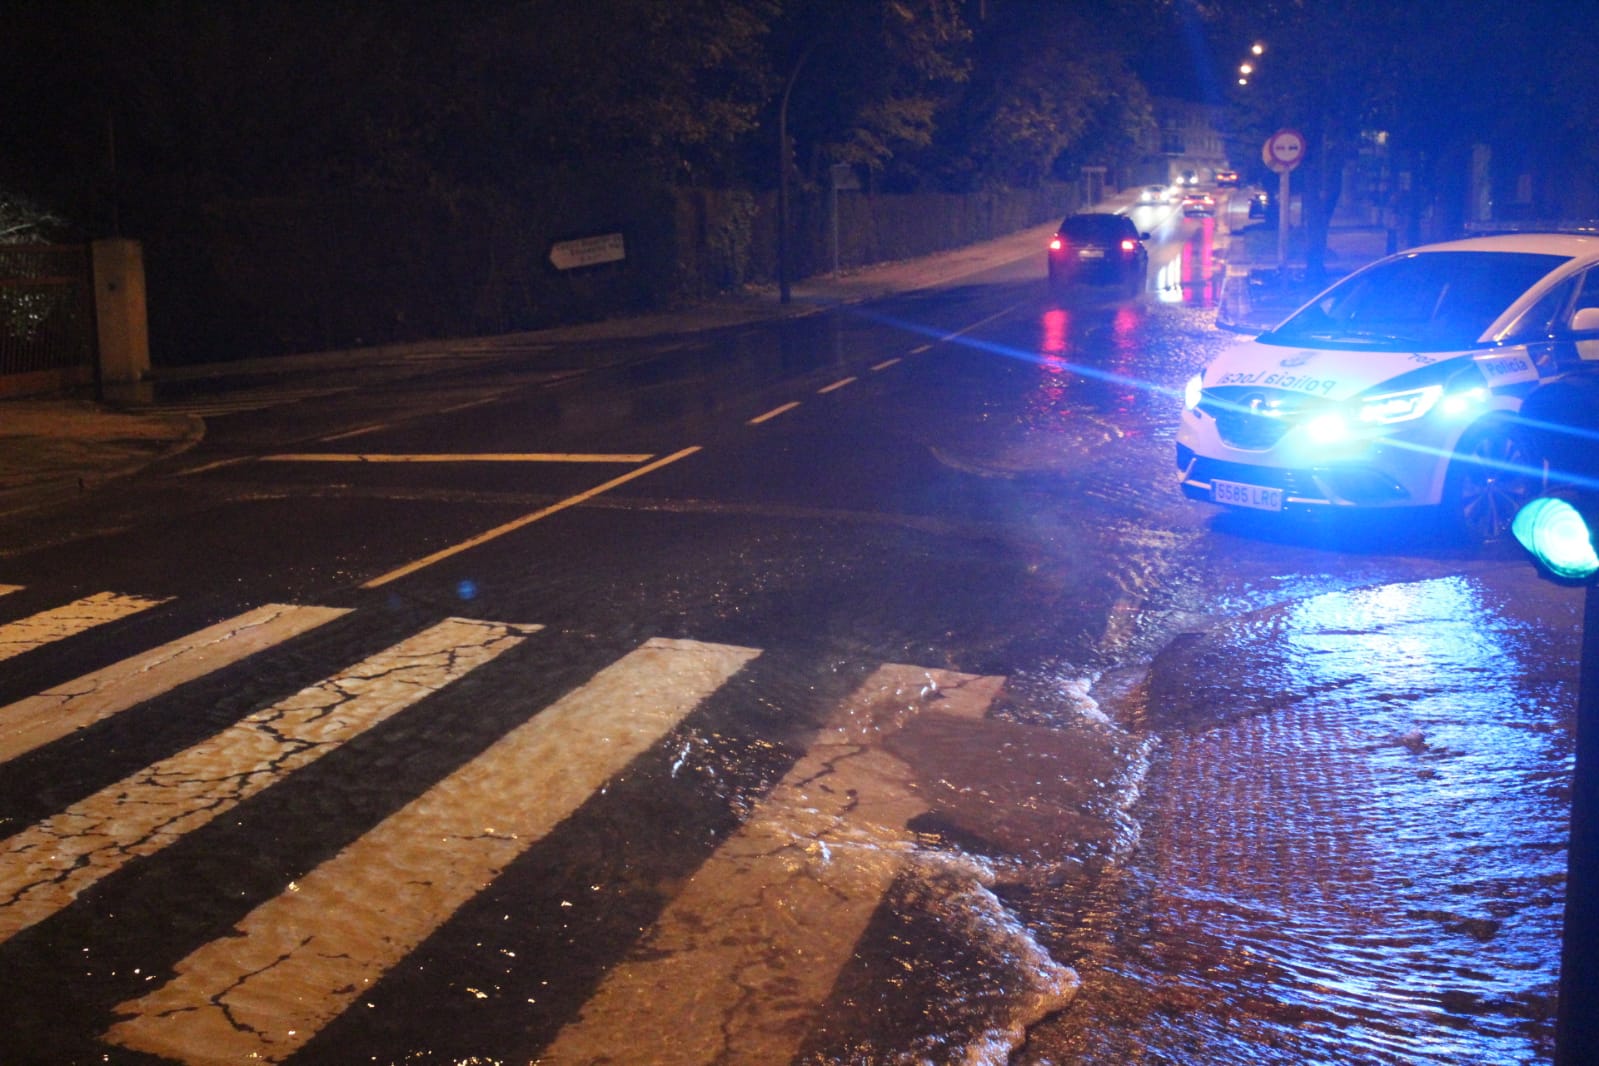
left=1022, top=567, right=1573, bottom=1065
left=0, top=192, right=1580, bottom=1064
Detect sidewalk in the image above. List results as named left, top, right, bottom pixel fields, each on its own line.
left=2, top=185, right=1381, bottom=515
left=0, top=216, right=1066, bottom=515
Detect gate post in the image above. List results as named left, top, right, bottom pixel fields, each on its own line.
left=91, top=238, right=150, bottom=388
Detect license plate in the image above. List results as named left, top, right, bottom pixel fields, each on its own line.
left=1077, top=247, right=1106, bottom=259
left=1212, top=479, right=1283, bottom=511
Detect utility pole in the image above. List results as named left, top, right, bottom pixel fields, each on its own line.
left=777, top=45, right=814, bottom=305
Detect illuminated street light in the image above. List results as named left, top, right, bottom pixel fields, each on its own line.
left=1240, top=62, right=1254, bottom=76
left=1252, top=42, right=1265, bottom=55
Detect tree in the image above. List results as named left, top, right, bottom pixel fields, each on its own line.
left=923, top=1, right=1152, bottom=191
left=767, top=0, right=972, bottom=187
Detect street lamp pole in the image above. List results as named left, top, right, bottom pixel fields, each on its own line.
left=777, top=45, right=814, bottom=305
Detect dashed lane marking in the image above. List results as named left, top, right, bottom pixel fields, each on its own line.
left=104, top=636, right=758, bottom=1066
left=817, top=376, right=858, bottom=394
left=0, top=616, right=538, bottom=945
left=747, top=401, right=801, bottom=425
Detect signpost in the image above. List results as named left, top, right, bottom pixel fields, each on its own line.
left=548, top=233, right=626, bottom=272
left=1262, top=129, right=1305, bottom=269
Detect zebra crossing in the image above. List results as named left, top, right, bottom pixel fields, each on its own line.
left=0, top=586, right=1055, bottom=1065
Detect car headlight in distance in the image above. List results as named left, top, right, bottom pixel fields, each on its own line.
left=1184, top=374, right=1204, bottom=411
left=1357, top=384, right=1444, bottom=425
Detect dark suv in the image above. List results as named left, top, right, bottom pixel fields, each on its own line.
left=1047, top=213, right=1149, bottom=297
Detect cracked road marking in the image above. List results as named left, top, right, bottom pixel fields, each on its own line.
left=103, top=636, right=759, bottom=1066
left=0, top=603, right=346, bottom=765
left=0, top=591, right=169, bottom=664
left=0, top=616, right=536, bottom=946
left=537, top=664, right=1005, bottom=1066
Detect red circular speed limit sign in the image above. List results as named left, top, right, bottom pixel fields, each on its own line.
left=1263, top=129, right=1306, bottom=172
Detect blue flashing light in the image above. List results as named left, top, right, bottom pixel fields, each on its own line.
left=1512, top=496, right=1599, bottom=581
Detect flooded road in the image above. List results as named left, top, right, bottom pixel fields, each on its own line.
left=1019, top=569, right=1572, bottom=1065
left=917, top=239, right=1571, bottom=1063
left=0, top=204, right=1576, bottom=1064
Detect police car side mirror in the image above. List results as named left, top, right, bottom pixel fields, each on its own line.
left=1571, top=307, right=1599, bottom=336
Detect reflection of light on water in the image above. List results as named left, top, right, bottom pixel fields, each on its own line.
left=1138, top=575, right=1567, bottom=1064
left=850, top=304, right=1182, bottom=405
left=1156, top=217, right=1219, bottom=306
left=1028, top=308, right=1073, bottom=422
left=1041, top=307, right=1069, bottom=360
left=1156, top=255, right=1185, bottom=304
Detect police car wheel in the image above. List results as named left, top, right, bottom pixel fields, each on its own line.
left=1441, top=421, right=1540, bottom=544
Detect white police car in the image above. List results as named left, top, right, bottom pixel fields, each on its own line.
left=1176, top=231, right=1599, bottom=542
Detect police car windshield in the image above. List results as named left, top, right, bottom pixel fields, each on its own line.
left=1262, top=251, right=1570, bottom=351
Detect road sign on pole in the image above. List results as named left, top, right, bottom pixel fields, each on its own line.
left=1262, top=130, right=1306, bottom=269
left=1263, top=129, right=1306, bottom=173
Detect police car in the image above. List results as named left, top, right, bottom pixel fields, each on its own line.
left=1176, top=231, right=1599, bottom=542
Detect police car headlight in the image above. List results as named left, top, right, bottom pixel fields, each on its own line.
left=1357, top=385, right=1444, bottom=425
left=1183, top=374, right=1204, bottom=411
left=1439, top=386, right=1489, bottom=418
left=1305, top=411, right=1350, bottom=443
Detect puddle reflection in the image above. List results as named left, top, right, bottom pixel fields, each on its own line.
left=1042, top=575, right=1566, bottom=1064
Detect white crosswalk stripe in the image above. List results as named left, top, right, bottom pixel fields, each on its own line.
left=0, top=615, right=538, bottom=947
left=0, top=591, right=1022, bottom=1065
left=539, top=663, right=1007, bottom=1066
left=0, top=590, right=169, bottom=664
left=103, top=636, right=760, bottom=1066
left=0, top=602, right=347, bottom=764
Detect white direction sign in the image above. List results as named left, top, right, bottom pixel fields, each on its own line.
left=549, top=232, right=626, bottom=270
left=1263, top=129, right=1306, bottom=172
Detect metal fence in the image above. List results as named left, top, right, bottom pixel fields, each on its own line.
left=0, top=243, right=94, bottom=381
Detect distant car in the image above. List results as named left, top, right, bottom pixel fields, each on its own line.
left=1047, top=213, right=1149, bottom=297
left=1182, top=192, right=1216, bottom=217
left=1247, top=190, right=1276, bottom=223
left=1176, top=231, right=1599, bottom=543
left=1175, top=170, right=1199, bottom=188
left=1138, top=184, right=1168, bottom=205
left=1215, top=169, right=1240, bottom=187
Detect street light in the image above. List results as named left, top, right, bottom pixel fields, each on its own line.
left=1513, top=492, right=1599, bottom=1064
